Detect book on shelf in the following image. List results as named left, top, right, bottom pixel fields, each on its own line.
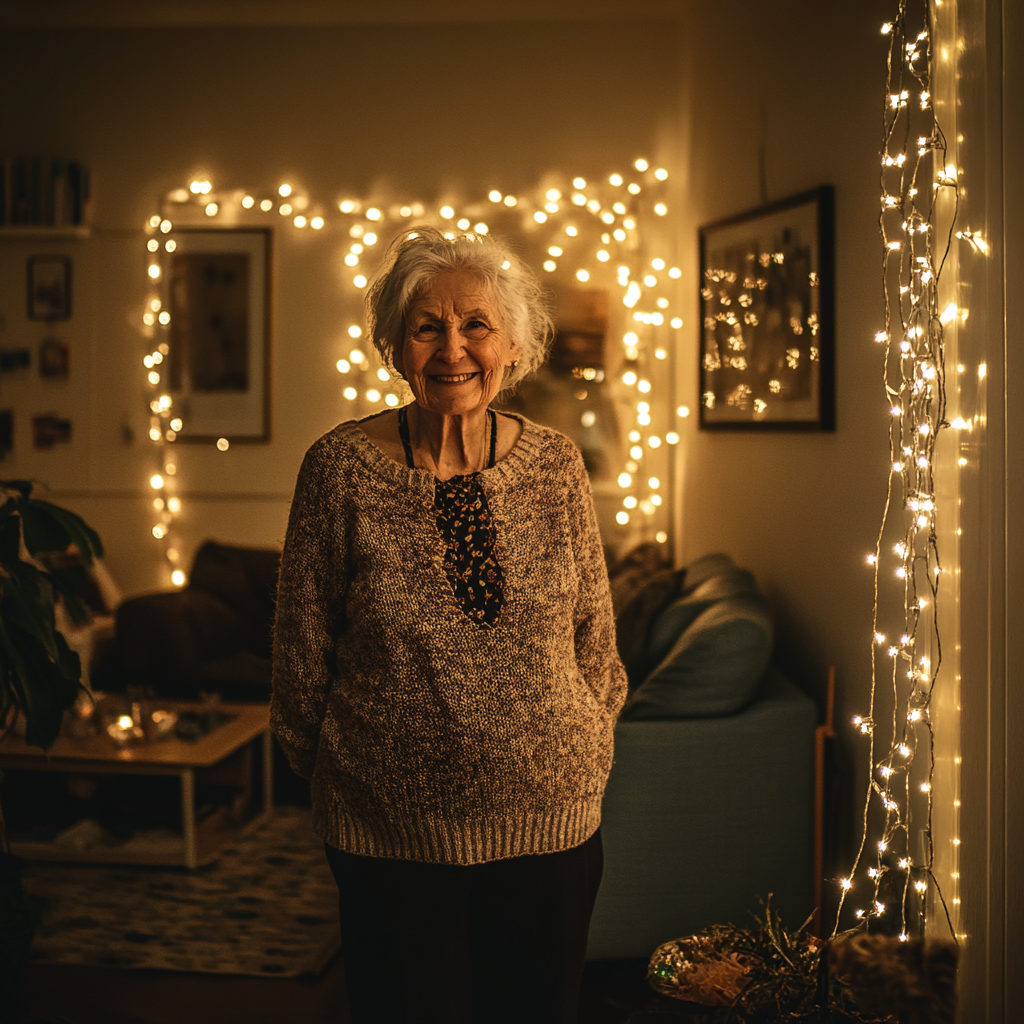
left=0, top=157, right=91, bottom=228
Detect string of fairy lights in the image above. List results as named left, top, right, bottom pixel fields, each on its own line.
left=140, top=159, right=689, bottom=585
left=834, top=0, right=965, bottom=942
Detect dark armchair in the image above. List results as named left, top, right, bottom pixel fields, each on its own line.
left=92, top=541, right=280, bottom=702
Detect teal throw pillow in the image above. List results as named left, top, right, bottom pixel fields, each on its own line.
left=644, top=568, right=760, bottom=671
left=619, top=594, right=774, bottom=720
left=678, top=553, right=737, bottom=594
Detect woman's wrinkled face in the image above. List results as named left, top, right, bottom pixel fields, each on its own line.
left=395, top=270, right=519, bottom=419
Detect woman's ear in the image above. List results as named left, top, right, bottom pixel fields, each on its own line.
left=392, top=341, right=405, bottom=378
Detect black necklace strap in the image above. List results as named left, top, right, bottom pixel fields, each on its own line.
left=397, top=406, right=497, bottom=472
left=397, top=405, right=416, bottom=469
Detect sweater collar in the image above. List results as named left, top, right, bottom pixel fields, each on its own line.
left=339, top=411, right=546, bottom=496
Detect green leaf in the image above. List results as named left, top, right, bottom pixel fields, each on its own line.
left=20, top=503, right=72, bottom=558
left=0, top=513, right=21, bottom=564
left=45, top=563, right=94, bottom=626
left=53, top=628, right=81, bottom=681
left=0, top=480, right=34, bottom=500
left=23, top=499, right=103, bottom=562
left=0, top=564, right=59, bottom=661
left=0, top=618, right=78, bottom=750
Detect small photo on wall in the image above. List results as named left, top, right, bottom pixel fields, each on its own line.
left=27, top=256, right=72, bottom=321
left=0, top=349, right=30, bottom=372
left=0, top=411, right=13, bottom=460
left=39, top=338, right=70, bottom=379
left=32, top=414, right=72, bottom=449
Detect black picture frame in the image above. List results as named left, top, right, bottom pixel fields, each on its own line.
left=27, top=256, right=72, bottom=322
left=698, top=186, right=835, bottom=431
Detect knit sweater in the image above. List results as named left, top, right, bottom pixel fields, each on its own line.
left=270, top=412, right=628, bottom=865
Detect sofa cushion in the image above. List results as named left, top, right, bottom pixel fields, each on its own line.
left=110, top=589, right=249, bottom=697
left=619, top=593, right=774, bottom=720
left=615, top=568, right=679, bottom=685
left=189, top=541, right=280, bottom=658
left=678, top=553, right=737, bottom=594
left=644, top=567, right=760, bottom=671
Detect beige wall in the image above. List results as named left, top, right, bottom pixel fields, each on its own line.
left=2, top=2, right=897, bottom=868
left=669, top=0, right=893, bottom=864
left=0, top=17, right=683, bottom=593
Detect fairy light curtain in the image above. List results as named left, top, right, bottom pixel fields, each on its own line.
left=835, top=0, right=968, bottom=943
left=139, top=159, right=687, bottom=585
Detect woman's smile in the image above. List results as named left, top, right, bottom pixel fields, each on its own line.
left=431, top=371, right=479, bottom=384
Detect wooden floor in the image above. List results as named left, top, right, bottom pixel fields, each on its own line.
left=27, top=955, right=693, bottom=1024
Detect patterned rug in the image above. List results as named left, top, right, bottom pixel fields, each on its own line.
left=22, top=807, right=342, bottom=977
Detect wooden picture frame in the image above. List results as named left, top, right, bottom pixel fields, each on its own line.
left=698, top=186, right=835, bottom=430
left=166, top=228, right=272, bottom=443
left=27, top=256, right=72, bottom=321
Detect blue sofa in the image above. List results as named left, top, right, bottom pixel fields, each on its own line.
left=586, top=552, right=817, bottom=960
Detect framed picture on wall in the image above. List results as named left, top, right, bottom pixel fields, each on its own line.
left=166, top=228, right=272, bottom=443
left=27, top=256, right=72, bottom=321
left=698, top=186, right=835, bottom=430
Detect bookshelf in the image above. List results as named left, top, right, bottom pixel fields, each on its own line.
left=0, top=225, right=91, bottom=240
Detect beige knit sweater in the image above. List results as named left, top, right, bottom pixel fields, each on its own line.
left=270, top=412, right=627, bottom=865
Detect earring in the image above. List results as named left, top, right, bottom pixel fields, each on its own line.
left=511, top=359, right=519, bottom=367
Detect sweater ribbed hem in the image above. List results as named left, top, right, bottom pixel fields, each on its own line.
left=312, top=791, right=604, bottom=865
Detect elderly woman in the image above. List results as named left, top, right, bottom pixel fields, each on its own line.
left=271, top=227, right=627, bottom=1024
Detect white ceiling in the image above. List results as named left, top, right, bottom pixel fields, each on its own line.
left=0, top=0, right=687, bottom=28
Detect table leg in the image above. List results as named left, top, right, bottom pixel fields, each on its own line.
left=262, top=730, right=274, bottom=815
left=181, top=768, right=197, bottom=869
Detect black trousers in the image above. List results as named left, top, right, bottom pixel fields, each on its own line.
left=324, top=827, right=604, bottom=1024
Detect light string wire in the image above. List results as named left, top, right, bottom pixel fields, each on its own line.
left=139, top=163, right=689, bottom=585
left=834, top=0, right=958, bottom=942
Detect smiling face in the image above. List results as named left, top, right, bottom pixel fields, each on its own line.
left=395, top=270, right=520, bottom=419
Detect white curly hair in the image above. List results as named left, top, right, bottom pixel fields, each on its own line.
left=364, top=227, right=554, bottom=391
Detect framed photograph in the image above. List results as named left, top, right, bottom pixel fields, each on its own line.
left=27, top=256, right=72, bottom=321
left=698, top=186, right=834, bottom=430
left=166, top=229, right=272, bottom=443
left=32, top=414, right=72, bottom=449
left=39, top=338, right=70, bottom=379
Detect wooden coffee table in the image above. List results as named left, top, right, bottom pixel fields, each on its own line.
left=0, top=700, right=273, bottom=869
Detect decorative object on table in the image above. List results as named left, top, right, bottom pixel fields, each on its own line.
left=26, top=256, right=72, bottom=322
left=0, top=349, right=31, bottom=372
left=165, top=228, right=272, bottom=443
left=0, top=479, right=103, bottom=1024
left=0, top=412, right=12, bottom=461
left=647, top=899, right=894, bottom=1023
left=30, top=415, right=71, bottom=449
left=23, top=806, right=341, bottom=978
left=698, top=186, right=835, bottom=430
left=38, top=338, right=69, bottom=379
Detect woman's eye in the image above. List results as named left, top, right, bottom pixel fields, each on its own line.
left=464, top=319, right=490, bottom=334
left=413, top=323, right=439, bottom=336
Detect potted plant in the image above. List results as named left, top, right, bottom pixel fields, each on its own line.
left=0, top=479, right=104, bottom=1024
